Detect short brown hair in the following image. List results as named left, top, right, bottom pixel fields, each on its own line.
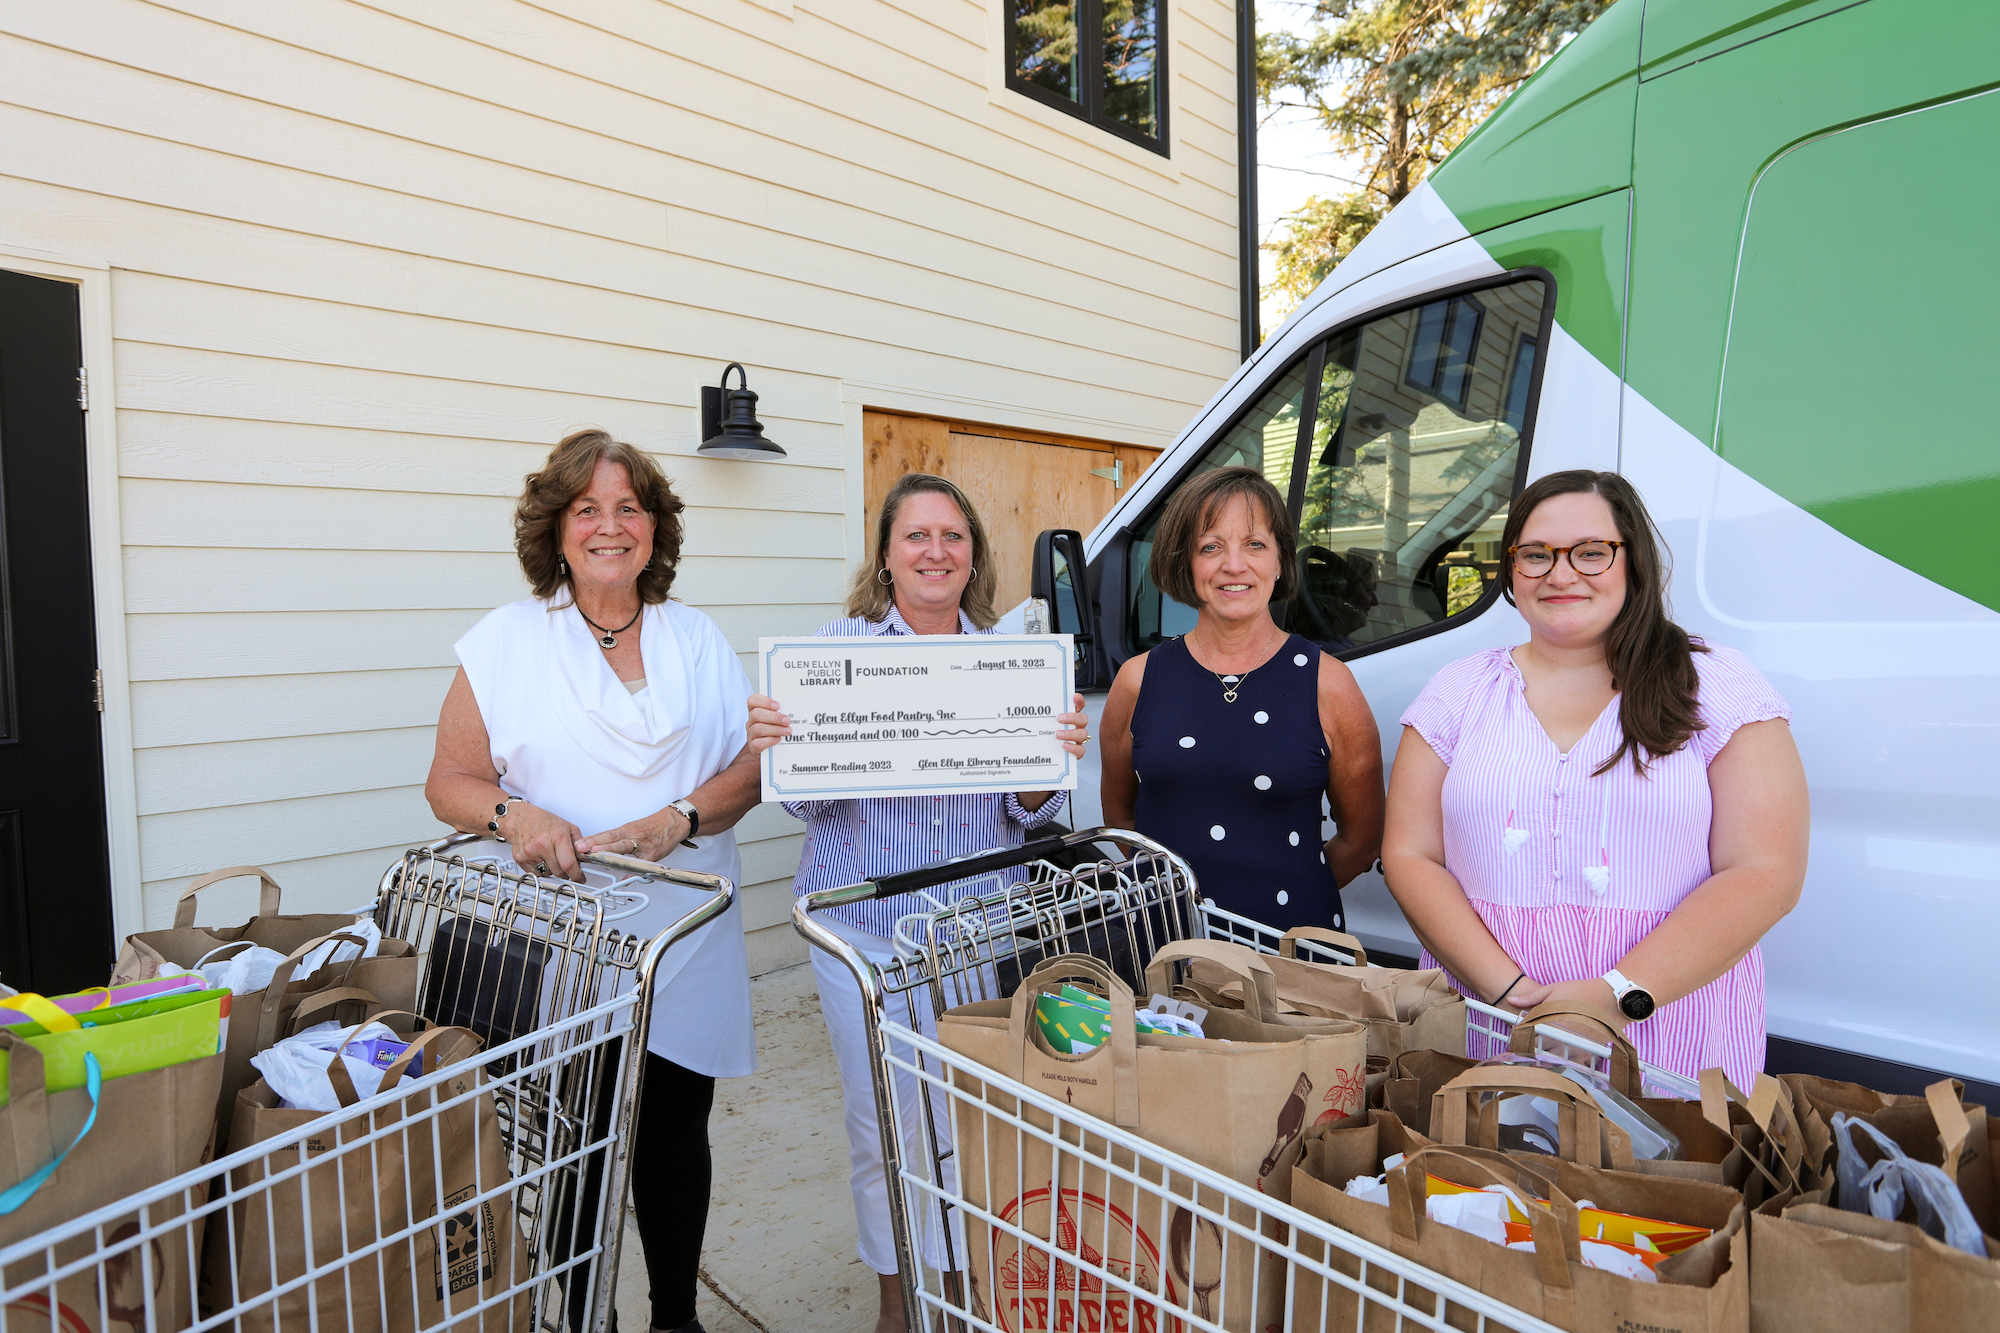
left=1501, top=469, right=1709, bottom=775
left=846, top=473, right=1000, bottom=628
left=1148, top=466, right=1298, bottom=608
left=515, top=429, right=686, bottom=602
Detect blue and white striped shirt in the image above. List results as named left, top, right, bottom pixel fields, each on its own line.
left=782, top=606, right=1069, bottom=938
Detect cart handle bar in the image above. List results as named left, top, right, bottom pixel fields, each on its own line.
left=393, top=830, right=729, bottom=892
left=811, top=826, right=1178, bottom=907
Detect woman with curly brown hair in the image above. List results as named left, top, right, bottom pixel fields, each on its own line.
left=427, top=428, right=760, bottom=1333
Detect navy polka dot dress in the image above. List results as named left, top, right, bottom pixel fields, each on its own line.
left=1130, top=633, right=1343, bottom=930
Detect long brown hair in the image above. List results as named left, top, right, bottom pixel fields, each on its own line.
left=515, top=429, right=686, bottom=603
left=846, top=473, right=1000, bottom=628
left=1501, top=470, right=1707, bottom=776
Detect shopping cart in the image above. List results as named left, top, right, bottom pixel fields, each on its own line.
left=0, top=835, right=731, bottom=1333
left=797, top=826, right=1698, bottom=1333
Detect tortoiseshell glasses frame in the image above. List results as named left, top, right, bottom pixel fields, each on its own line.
left=1506, top=540, right=1625, bottom=577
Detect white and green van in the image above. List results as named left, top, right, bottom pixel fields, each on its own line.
left=1032, top=0, right=1999, bottom=1099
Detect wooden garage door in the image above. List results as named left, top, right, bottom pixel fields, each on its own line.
left=864, top=411, right=1161, bottom=616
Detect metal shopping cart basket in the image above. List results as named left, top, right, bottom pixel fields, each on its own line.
left=797, top=826, right=1700, bottom=1333
left=0, top=835, right=730, bottom=1333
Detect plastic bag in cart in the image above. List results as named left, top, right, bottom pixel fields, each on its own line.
left=1832, top=1111, right=1986, bottom=1254
left=249, top=1019, right=421, bottom=1112
left=1480, top=1051, right=1683, bottom=1161
left=157, top=919, right=383, bottom=996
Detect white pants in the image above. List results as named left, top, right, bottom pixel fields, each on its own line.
left=810, top=924, right=966, bottom=1277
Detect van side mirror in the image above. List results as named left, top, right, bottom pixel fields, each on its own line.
left=1030, top=528, right=1090, bottom=650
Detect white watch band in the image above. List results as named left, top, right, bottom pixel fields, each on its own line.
left=1603, top=967, right=1638, bottom=998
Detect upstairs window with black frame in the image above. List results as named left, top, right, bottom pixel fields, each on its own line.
left=1008, top=0, right=1167, bottom=153
left=1404, top=293, right=1485, bottom=410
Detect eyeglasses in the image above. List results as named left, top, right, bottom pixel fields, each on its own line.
left=1507, top=540, right=1624, bottom=577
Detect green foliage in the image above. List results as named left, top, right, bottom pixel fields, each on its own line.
left=1261, top=0, right=1614, bottom=322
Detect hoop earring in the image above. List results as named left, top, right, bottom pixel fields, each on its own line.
left=876, top=567, right=893, bottom=585
left=970, top=566, right=977, bottom=580
left=645, top=558, right=654, bottom=570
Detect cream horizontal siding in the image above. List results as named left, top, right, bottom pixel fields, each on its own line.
left=3, top=0, right=1240, bottom=971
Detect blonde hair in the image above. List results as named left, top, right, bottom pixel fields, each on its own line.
left=846, top=473, right=999, bottom=628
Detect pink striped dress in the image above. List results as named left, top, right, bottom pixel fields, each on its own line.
left=1401, top=644, right=1791, bottom=1086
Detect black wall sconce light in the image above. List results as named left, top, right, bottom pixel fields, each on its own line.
left=698, top=363, right=786, bottom=460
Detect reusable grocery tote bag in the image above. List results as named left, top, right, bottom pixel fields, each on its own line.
left=938, top=951, right=1364, bottom=1333
left=0, top=1034, right=224, bottom=1333
left=209, top=1018, right=530, bottom=1333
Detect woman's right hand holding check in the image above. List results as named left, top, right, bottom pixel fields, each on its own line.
left=746, top=693, right=791, bottom=754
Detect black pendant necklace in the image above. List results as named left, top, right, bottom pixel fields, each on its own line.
left=578, top=604, right=642, bottom=649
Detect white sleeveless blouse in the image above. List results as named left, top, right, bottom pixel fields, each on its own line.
left=455, top=596, right=756, bottom=1077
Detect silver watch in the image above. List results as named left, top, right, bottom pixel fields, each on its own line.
left=669, top=798, right=700, bottom=848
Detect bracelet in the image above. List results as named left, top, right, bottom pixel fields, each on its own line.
left=487, top=796, right=528, bottom=838
left=1492, top=971, right=1527, bottom=1006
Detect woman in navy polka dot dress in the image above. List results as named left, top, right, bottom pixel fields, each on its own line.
left=1100, top=467, right=1384, bottom=928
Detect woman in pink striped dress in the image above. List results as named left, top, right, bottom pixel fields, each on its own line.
left=1381, top=470, right=1809, bottom=1085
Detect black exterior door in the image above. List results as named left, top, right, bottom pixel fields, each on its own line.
left=0, top=269, right=114, bottom=994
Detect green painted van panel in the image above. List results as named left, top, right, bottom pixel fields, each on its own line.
left=1429, top=0, right=1639, bottom=238
left=1624, top=0, right=2000, bottom=447
left=1637, top=0, right=1871, bottom=80
left=1474, top=191, right=1630, bottom=376
left=1718, top=89, right=2000, bottom=611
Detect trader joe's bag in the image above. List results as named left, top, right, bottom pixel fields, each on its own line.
left=938, top=951, right=1365, bottom=1333
left=0, top=1034, right=224, bottom=1333
left=206, top=1016, right=529, bottom=1332
left=1181, top=928, right=1467, bottom=1062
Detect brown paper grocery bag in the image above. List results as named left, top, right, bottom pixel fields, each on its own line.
left=940, top=952, right=1363, bottom=1333
left=1374, top=1047, right=1478, bottom=1136
left=110, top=866, right=363, bottom=985
left=1749, top=1202, right=2000, bottom=1333
left=1291, top=1138, right=1749, bottom=1333
left=1184, top=926, right=1469, bottom=1062
left=206, top=1017, right=530, bottom=1332
left=0, top=1035, right=223, bottom=1333
left=1781, top=1073, right=1993, bottom=1231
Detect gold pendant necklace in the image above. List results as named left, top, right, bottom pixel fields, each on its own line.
left=1193, top=628, right=1281, bottom=704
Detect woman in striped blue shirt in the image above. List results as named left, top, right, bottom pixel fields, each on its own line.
left=747, top=472, right=1087, bottom=1333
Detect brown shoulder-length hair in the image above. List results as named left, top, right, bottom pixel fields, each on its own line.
left=1148, top=465, right=1299, bottom=609
left=515, top=429, right=686, bottom=603
left=1501, top=469, right=1708, bottom=776
left=846, top=473, right=1000, bottom=628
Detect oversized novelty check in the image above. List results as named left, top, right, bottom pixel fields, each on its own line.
left=758, top=634, right=1076, bottom=801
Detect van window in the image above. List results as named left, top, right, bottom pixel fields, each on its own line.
left=1296, top=276, right=1546, bottom=650
left=1124, top=274, right=1548, bottom=657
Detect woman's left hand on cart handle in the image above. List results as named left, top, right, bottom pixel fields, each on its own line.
left=577, top=810, right=691, bottom=864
